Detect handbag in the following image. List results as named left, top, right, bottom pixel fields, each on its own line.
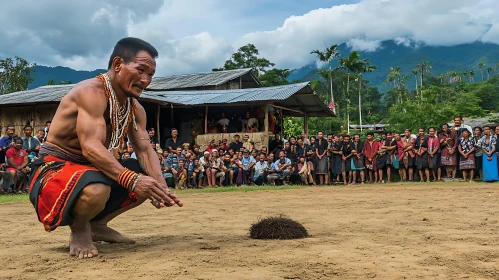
left=391, top=154, right=400, bottom=169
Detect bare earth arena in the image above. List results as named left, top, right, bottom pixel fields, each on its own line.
left=1, top=183, right=499, bottom=279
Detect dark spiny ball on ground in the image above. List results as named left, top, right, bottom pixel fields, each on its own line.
left=249, top=215, right=308, bottom=240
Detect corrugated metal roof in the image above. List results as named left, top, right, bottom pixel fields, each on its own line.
left=141, top=82, right=311, bottom=105
left=0, top=84, right=74, bottom=105
left=147, top=68, right=256, bottom=90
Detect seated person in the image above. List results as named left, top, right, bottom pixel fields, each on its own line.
left=253, top=153, right=268, bottom=185
left=217, top=112, right=230, bottom=127
left=240, top=149, right=256, bottom=184
left=210, top=150, right=225, bottom=187
left=163, top=147, right=184, bottom=188
left=175, top=159, right=187, bottom=190
left=181, top=143, right=191, bottom=157
left=206, top=140, right=218, bottom=154
left=222, top=153, right=234, bottom=186
left=188, top=158, right=204, bottom=188
left=6, top=137, right=29, bottom=193
left=242, top=135, right=254, bottom=151
left=267, top=151, right=292, bottom=185
left=297, top=156, right=315, bottom=185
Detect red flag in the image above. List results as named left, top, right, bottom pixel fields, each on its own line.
left=328, top=102, right=335, bottom=110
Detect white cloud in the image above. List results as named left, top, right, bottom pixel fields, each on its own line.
left=238, top=0, right=498, bottom=69
left=346, top=38, right=382, bottom=52
left=1, top=0, right=498, bottom=75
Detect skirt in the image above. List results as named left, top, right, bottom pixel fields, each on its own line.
left=459, top=154, right=475, bottom=170
left=475, top=155, right=483, bottom=170
left=331, top=155, right=343, bottom=175
left=351, top=155, right=365, bottom=170
left=483, top=153, right=499, bottom=182
left=416, top=154, right=429, bottom=170
left=403, top=154, right=415, bottom=169
left=376, top=153, right=389, bottom=170
left=316, top=156, right=328, bottom=174
left=29, top=155, right=141, bottom=232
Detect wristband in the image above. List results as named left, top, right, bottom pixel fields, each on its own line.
left=131, top=174, right=141, bottom=192
left=117, top=168, right=138, bottom=191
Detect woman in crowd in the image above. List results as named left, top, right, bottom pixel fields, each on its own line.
left=439, top=124, right=457, bottom=180
left=427, top=127, right=441, bottom=181
left=414, top=128, right=430, bottom=183
left=458, top=129, right=476, bottom=182
left=473, top=127, right=483, bottom=181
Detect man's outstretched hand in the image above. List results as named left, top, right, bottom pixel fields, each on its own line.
left=133, top=175, right=183, bottom=208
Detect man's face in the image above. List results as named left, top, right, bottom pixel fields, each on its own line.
left=327, top=135, right=333, bottom=142
left=234, top=136, right=240, bottom=142
left=285, top=142, right=290, bottom=149
left=148, top=131, right=154, bottom=137
left=297, top=139, right=303, bottom=146
left=224, top=154, right=231, bottom=161
left=114, top=50, right=156, bottom=98
left=442, top=125, right=448, bottom=132
left=244, top=135, right=249, bottom=142
left=404, top=130, right=411, bottom=137
left=290, top=138, right=296, bottom=145
left=318, top=132, right=323, bottom=139
left=429, top=128, right=436, bottom=137
left=474, top=128, right=481, bottom=136
left=454, top=118, right=461, bottom=127
left=163, top=150, right=168, bottom=157
left=333, top=136, right=339, bottom=142
left=172, top=130, right=178, bottom=138
left=268, top=154, right=274, bottom=161
left=495, top=127, right=499, bottom=135
left=354, top=135, right=360, bottom=142
left=123, top=152, right=130, bottom=159
left=14, top=140, right=22, bottom=150
left=344, top=136, right=350, bottom=143
left=37, top=130, right=45, bottom=139
left=24, top=127, right=32, bottom=137
left=7, top=127, right=14, bottom=136
left=176, top=148, right=182, bottom=155
left=275, top=134, right=280, bottom=140
left=418, top=129, right=425, bottom=136
left=386, top=133, right=392, bottom=140
left=394, top=133, right=401, bottom=141
left=279, top=152, right=285, bottom=159
left=484, top=127, right=491, bottom=135
left=259, top=154, right=265, bottom=161
left=212, top=151, right=218, bottom=158
left=46, top=122, right=51, bottom=129
left=367, top=135, right=373, bottom=141
left=194, top=159, right=200, bottom=165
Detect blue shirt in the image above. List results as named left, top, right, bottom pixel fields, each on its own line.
left=165, top=154, right=184, bottom=172
left=272, top=158, right=292, bottom=171
left=0, top=136, right=14, bottom=149
left=241, top=156, right=256, bottom=169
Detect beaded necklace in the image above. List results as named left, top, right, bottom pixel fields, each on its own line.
left=97, top=73, right=137, bottom=152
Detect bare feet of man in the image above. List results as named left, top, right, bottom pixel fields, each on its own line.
left=70, top=223, right=99, bottom=259
left=91, top=222, right=136, bottom=244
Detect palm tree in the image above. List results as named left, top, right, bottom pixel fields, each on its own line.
left=339, top=51, right=366, bottom=133
left=357, top=63, right=377, bottom=132
left=469, top=70, right=475, bottom=83
left=311, top=44, right=340, bottom=114
left=486, top=67, right=494, bottom=80
left=411, top=68, right=418, bottom=96
left=477, top=60, right=485, bottom=81
left=416, top=61, right=432, bottom=101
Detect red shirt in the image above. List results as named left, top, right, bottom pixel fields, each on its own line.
left=6, top=147, right=26, bottom=171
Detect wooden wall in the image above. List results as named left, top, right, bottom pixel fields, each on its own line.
left=0, top=104, right=57, bottom=135
left=195, top=132, right=266, bottom=151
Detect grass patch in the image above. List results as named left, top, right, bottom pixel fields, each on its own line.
left=175, top=185, right=308, bottom=194
left=0, top=193, right=29, bottom=204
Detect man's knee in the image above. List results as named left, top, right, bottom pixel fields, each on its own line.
left=79, top=183, right=111, bottom=207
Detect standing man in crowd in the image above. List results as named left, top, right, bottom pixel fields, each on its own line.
left=229, top=134, right=243, bottom=152
left=22, top=125, right=40, bottom=160
left=165, top=128, right=182, bottom=153
left=315, top=131, right=329, bottom=185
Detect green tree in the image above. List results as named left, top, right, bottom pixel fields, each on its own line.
left=486, top=67, right=494, bottom=80
left=212, top=44, right=274, bottom=76
left=416, top=61, right=432, bottom=100
left=311, top=44, right=340, bottom=114
left=339, top=51, right=368, bottom=133
left=259, top=68, right=290, bottom=87
left=477, top=60, right=485, bottom=81
left=469, top=70, right=475, bottom=83
left=0, top=56, right=36, bottom=94
left=46, top=77, right=56, bottom=85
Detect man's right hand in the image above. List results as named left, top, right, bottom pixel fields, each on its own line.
left=133, top=175, right=182, bottom=207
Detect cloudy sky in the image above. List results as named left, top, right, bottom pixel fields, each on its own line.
left=1, top=0, right=498, bottom=76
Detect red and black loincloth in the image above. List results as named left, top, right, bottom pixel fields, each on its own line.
left=29, top=143, right=141, bottom=231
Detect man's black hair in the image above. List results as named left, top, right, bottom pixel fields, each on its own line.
left=366, top=132, right=374, bottom=136
left=108, top=37, right=158, bottom=69
left=23, top=125, right=33, bottom=130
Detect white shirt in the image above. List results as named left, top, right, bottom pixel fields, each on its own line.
left=247, top=118, right=258, bottom=128
left=218, top=118, right=230, bottom=126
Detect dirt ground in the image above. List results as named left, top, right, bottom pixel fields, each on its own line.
left=1, top=183, right=499, bottom=280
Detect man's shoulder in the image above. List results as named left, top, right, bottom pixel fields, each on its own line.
left=66, top=78, right=107, bottom=108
